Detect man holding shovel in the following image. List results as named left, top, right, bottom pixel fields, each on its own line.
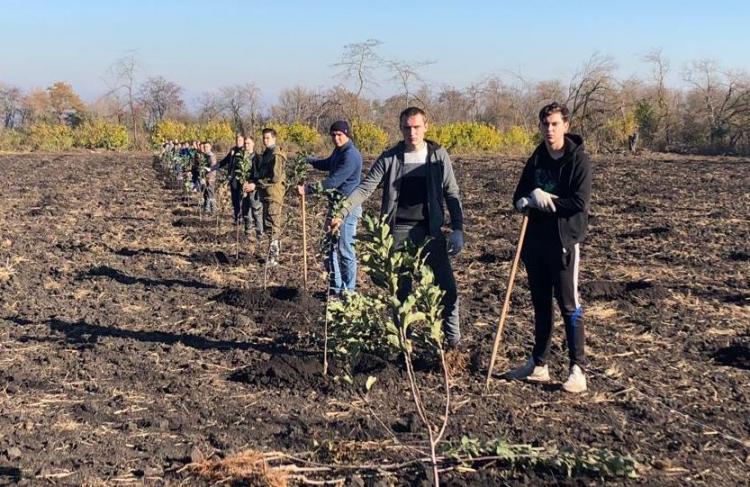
left=297, top=120, right=363, bottom=296
left=330, top=107, right=465, bottom=349
left=504, top=102, right=593, bottom=393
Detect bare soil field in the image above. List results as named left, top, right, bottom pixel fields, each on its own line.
left=0, top=151, right=748, bottom=485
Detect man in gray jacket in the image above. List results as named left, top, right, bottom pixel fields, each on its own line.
left=331, top=107, right=465, bottom=347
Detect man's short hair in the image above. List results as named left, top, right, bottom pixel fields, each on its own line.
left=262, top=128, right=277, bottom=137
left=244, top=135, right=254, bottom=142
left=539, top=102, right=570, bottom=123
left=399, top=106, right=427, bottom=125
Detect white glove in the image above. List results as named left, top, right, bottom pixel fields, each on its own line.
left=515, top=197, right=531, bottom=211
left=447, top=230, right=464, bottom=256
left=530, top=188, right=557, bottom=213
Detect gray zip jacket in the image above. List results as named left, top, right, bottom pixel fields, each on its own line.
left=341, top=140, right=464, bottom=237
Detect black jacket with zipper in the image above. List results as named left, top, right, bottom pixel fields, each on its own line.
left=512, top=134, right=592, bottom=248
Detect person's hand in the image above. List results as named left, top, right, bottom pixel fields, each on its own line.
left=329, top=217, right=343, bottom=234
left=530, top=188, right=557, bottom=212
left=297, top=184, right=306, bottom=196
left=447, top=230, right=464, bottom=256
left=515, top=197, right=531, bottom=211
left=243, top=182, right=255, bottom=193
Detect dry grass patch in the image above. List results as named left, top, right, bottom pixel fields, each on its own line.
left=187, top=449, right=288, bottom=486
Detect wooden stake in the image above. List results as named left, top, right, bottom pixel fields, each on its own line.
left=301, top=194, right=308, bottom=289
left=485, top=213, right=529, bottom=391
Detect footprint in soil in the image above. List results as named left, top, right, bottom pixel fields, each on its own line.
left=712, top=343, right=750, bottom=370
left=618, top=225, right=671, bottom=239
left=583, top=280, right=667, bottom=302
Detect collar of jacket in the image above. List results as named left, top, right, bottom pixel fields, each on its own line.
left=394, top=139, right=441, bottom=161
left=335, top=140, right=353, bottom=153
left=533, top=134, right=584, bottom=164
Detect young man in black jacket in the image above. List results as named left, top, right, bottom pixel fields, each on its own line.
left=505, top=102, right=593, bottom=393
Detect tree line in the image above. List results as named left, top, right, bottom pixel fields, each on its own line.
left=1, top=44, right=749, bottom=155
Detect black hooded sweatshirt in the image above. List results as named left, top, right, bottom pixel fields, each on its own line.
left=512, top=134, right=592, bottom=248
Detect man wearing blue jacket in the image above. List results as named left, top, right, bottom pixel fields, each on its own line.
left=297, top=120, right=363, bottom=295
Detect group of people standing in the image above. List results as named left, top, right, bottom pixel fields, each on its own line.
left=162, top=129, right=287, bottom=265
left=160, top=101, right=592, bottom=394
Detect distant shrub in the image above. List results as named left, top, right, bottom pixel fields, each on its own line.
left=0, top=129, right=24, bottom=151
left=500, top=125, right=536, bottom=154
left=599, top=111, right=637, bottom=150
left=196, top=120, right=234, bottom=148
left=151, top=119, right=189, bottom=146
left=267, top=122, right=321, bottom=152
left=352, top=121, right=389, bottom=155
left=25, top=122, right=74, bottom=151
left=427, top=122, right=535, bottom=154
left=75, top=120, right=129, bottom=150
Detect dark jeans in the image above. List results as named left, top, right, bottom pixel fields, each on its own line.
left=230, top=183, right=263, bottom=234
left=392, top=223, right=460, bottom=345
left=522, top=238, right=585, bottom=368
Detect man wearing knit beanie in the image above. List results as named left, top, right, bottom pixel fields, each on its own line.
left=297, top=120, right=363, bottom=295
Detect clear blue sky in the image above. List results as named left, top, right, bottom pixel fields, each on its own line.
left=1, top=0, right=748, bottom=107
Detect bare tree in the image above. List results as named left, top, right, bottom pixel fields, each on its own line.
left=641, top=48, right=674, bottom=148
left=219, top=83, right=261, bottom=134
left=138, top=76, right=184, bottom=130
left=566, top=53, right=617, bottom=144
left=20, top=89, right=51, bottom=125
left=684, top=59, right=750, bottom=152
left=195, top=92, right=223, bottom=123
left=106, top=52, right=141, bottom=144
left=431, top=87, right=476, bottom=124
left=0, top=83, right=23, bottom=129
left=388, top=59, right=435, bottom=107
left=333, top=39, right=384, bottom=118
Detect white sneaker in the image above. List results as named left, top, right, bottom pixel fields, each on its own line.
left=504, top=358, right=550, bottom=382
left=562, top=365, right=587, bottom=393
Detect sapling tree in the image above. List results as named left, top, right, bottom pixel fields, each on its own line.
left=326, top=214, right=450, bottom=486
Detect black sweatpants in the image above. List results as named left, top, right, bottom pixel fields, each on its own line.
left=392, top=223, right=461, bottom=345
left=521, top=238, right=585, bottom=368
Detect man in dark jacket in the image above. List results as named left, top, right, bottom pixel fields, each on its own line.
left=297, top=120, right=363, bottom=295
left=244, top=128, right=286, bottom=265
left=505, top=102, right=593, bottom=394
left=213, top=134, right=264, bottom=238
left=331, top=107, right=465, bottom=348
